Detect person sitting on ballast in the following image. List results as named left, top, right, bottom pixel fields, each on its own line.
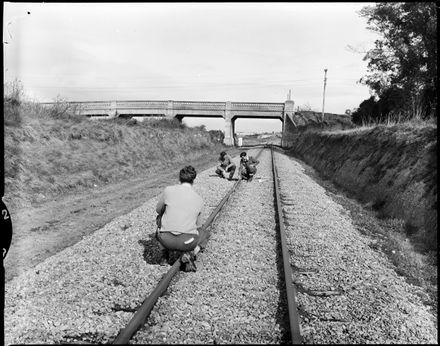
left=215, top=151, right=236, bottom=180
left=238, top=151, right=259, bottom=182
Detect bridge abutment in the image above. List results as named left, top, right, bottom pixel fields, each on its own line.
left=282, top=99, right=295, bottom=146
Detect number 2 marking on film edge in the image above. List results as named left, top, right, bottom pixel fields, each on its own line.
left=2, top=209, right=10, bottom=220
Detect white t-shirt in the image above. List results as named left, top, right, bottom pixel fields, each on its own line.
left=156, top=183, right=204, bottom=235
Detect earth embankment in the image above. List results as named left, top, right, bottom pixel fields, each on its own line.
left=284, top=123, right=437, bottom=249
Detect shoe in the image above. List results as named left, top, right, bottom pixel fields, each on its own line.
left=184, top=260, right=197, bottom=272
left=181, top=252, right=197, bottom=272
left=248, top=175, right=254, bottom=182
left=159, top=249, right=169, bottom=266
left=181, top=251, right=197, bottom=262
left=181, top=252, right=191, bottom=263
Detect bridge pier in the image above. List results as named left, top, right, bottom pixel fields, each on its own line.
left=232, top=119, right=237, bottom=145
left=224, top=119, right=234, bottom=145
left=109, top=101, right=118, bottom=118
left=167, top=100, right=175, bottom=118
left=223, top=102, right=234, bottom=146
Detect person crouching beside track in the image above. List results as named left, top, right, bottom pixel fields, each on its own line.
left=155, top=165, right=206, bottom=272
left=238, top=151, right=260, bottom=182
left=215, top=151, right=236, bottom=180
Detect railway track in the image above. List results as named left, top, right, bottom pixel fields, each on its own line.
left=113, top=146, right=302, bottom=344
left=5, top=147, right=437, bottom=344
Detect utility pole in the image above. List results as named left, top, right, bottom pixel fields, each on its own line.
left=321, top=68, right=328, bottom=122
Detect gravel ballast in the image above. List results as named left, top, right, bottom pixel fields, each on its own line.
left=275, top=151, right=437, bottom=344
left=133, top=149, right=288, bottom=344
left=4, top=148, right=437, bottom=344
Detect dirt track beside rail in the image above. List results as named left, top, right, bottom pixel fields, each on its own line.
left=4, top=150, right=243, bottom=282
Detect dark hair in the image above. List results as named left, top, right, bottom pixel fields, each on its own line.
left=220, top=151, right=226, bottom=157
left=240, top=152, right=247, bottom=157
left=179, top=165, right=197, bottom=184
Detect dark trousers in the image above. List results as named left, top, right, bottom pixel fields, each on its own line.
left=157, top=227, right=209, bottom=252
left=216, top=164, right=236, bottom=178
left=241, top=165, right=257, bottom=179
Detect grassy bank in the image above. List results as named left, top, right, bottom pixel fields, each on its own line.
left=285, top=121, right=437, bottom=247
left=4, top=99, right=228, bottom=211
left=283, top=120, right=437, bottom=310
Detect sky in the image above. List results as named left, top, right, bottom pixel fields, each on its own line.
left=3, top=2, right=379, bottom=133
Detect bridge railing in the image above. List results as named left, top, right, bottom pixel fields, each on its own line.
left=173, top=101, right=226, bottom=110
left=231, top=102, right=284, bottom=112
left=40, top=101, right=113, bottom=109
left=75, top=102, right=113, bottom=110
left=116, top=101, right=168, bottom=109
left=39, top=100, right=287, bottom=113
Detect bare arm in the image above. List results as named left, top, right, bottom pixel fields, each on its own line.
left=156, top=191, right=166, bottom=214
left=250, top=157, right=259, bottom=165
left=224, top=156, right=234, bottom=170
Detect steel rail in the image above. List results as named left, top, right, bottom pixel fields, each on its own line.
left=112, top=148, right=264, bottom=344
left=271, top=146, right=303, bottom=344
left=112, top=180, right=241, bottom=344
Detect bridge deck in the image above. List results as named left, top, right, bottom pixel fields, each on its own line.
left=40, top=100, right=287, bottom=118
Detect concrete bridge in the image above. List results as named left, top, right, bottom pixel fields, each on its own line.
left=41, top=98, right=295, bottom=145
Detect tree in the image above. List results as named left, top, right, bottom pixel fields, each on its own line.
left=352, top=97, right=378, bottom=125
left=208, top=130, right=224, bottom=143
left=358, top=2, right=437, bottom=120
left=352, top=86, right=407, bottom=124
